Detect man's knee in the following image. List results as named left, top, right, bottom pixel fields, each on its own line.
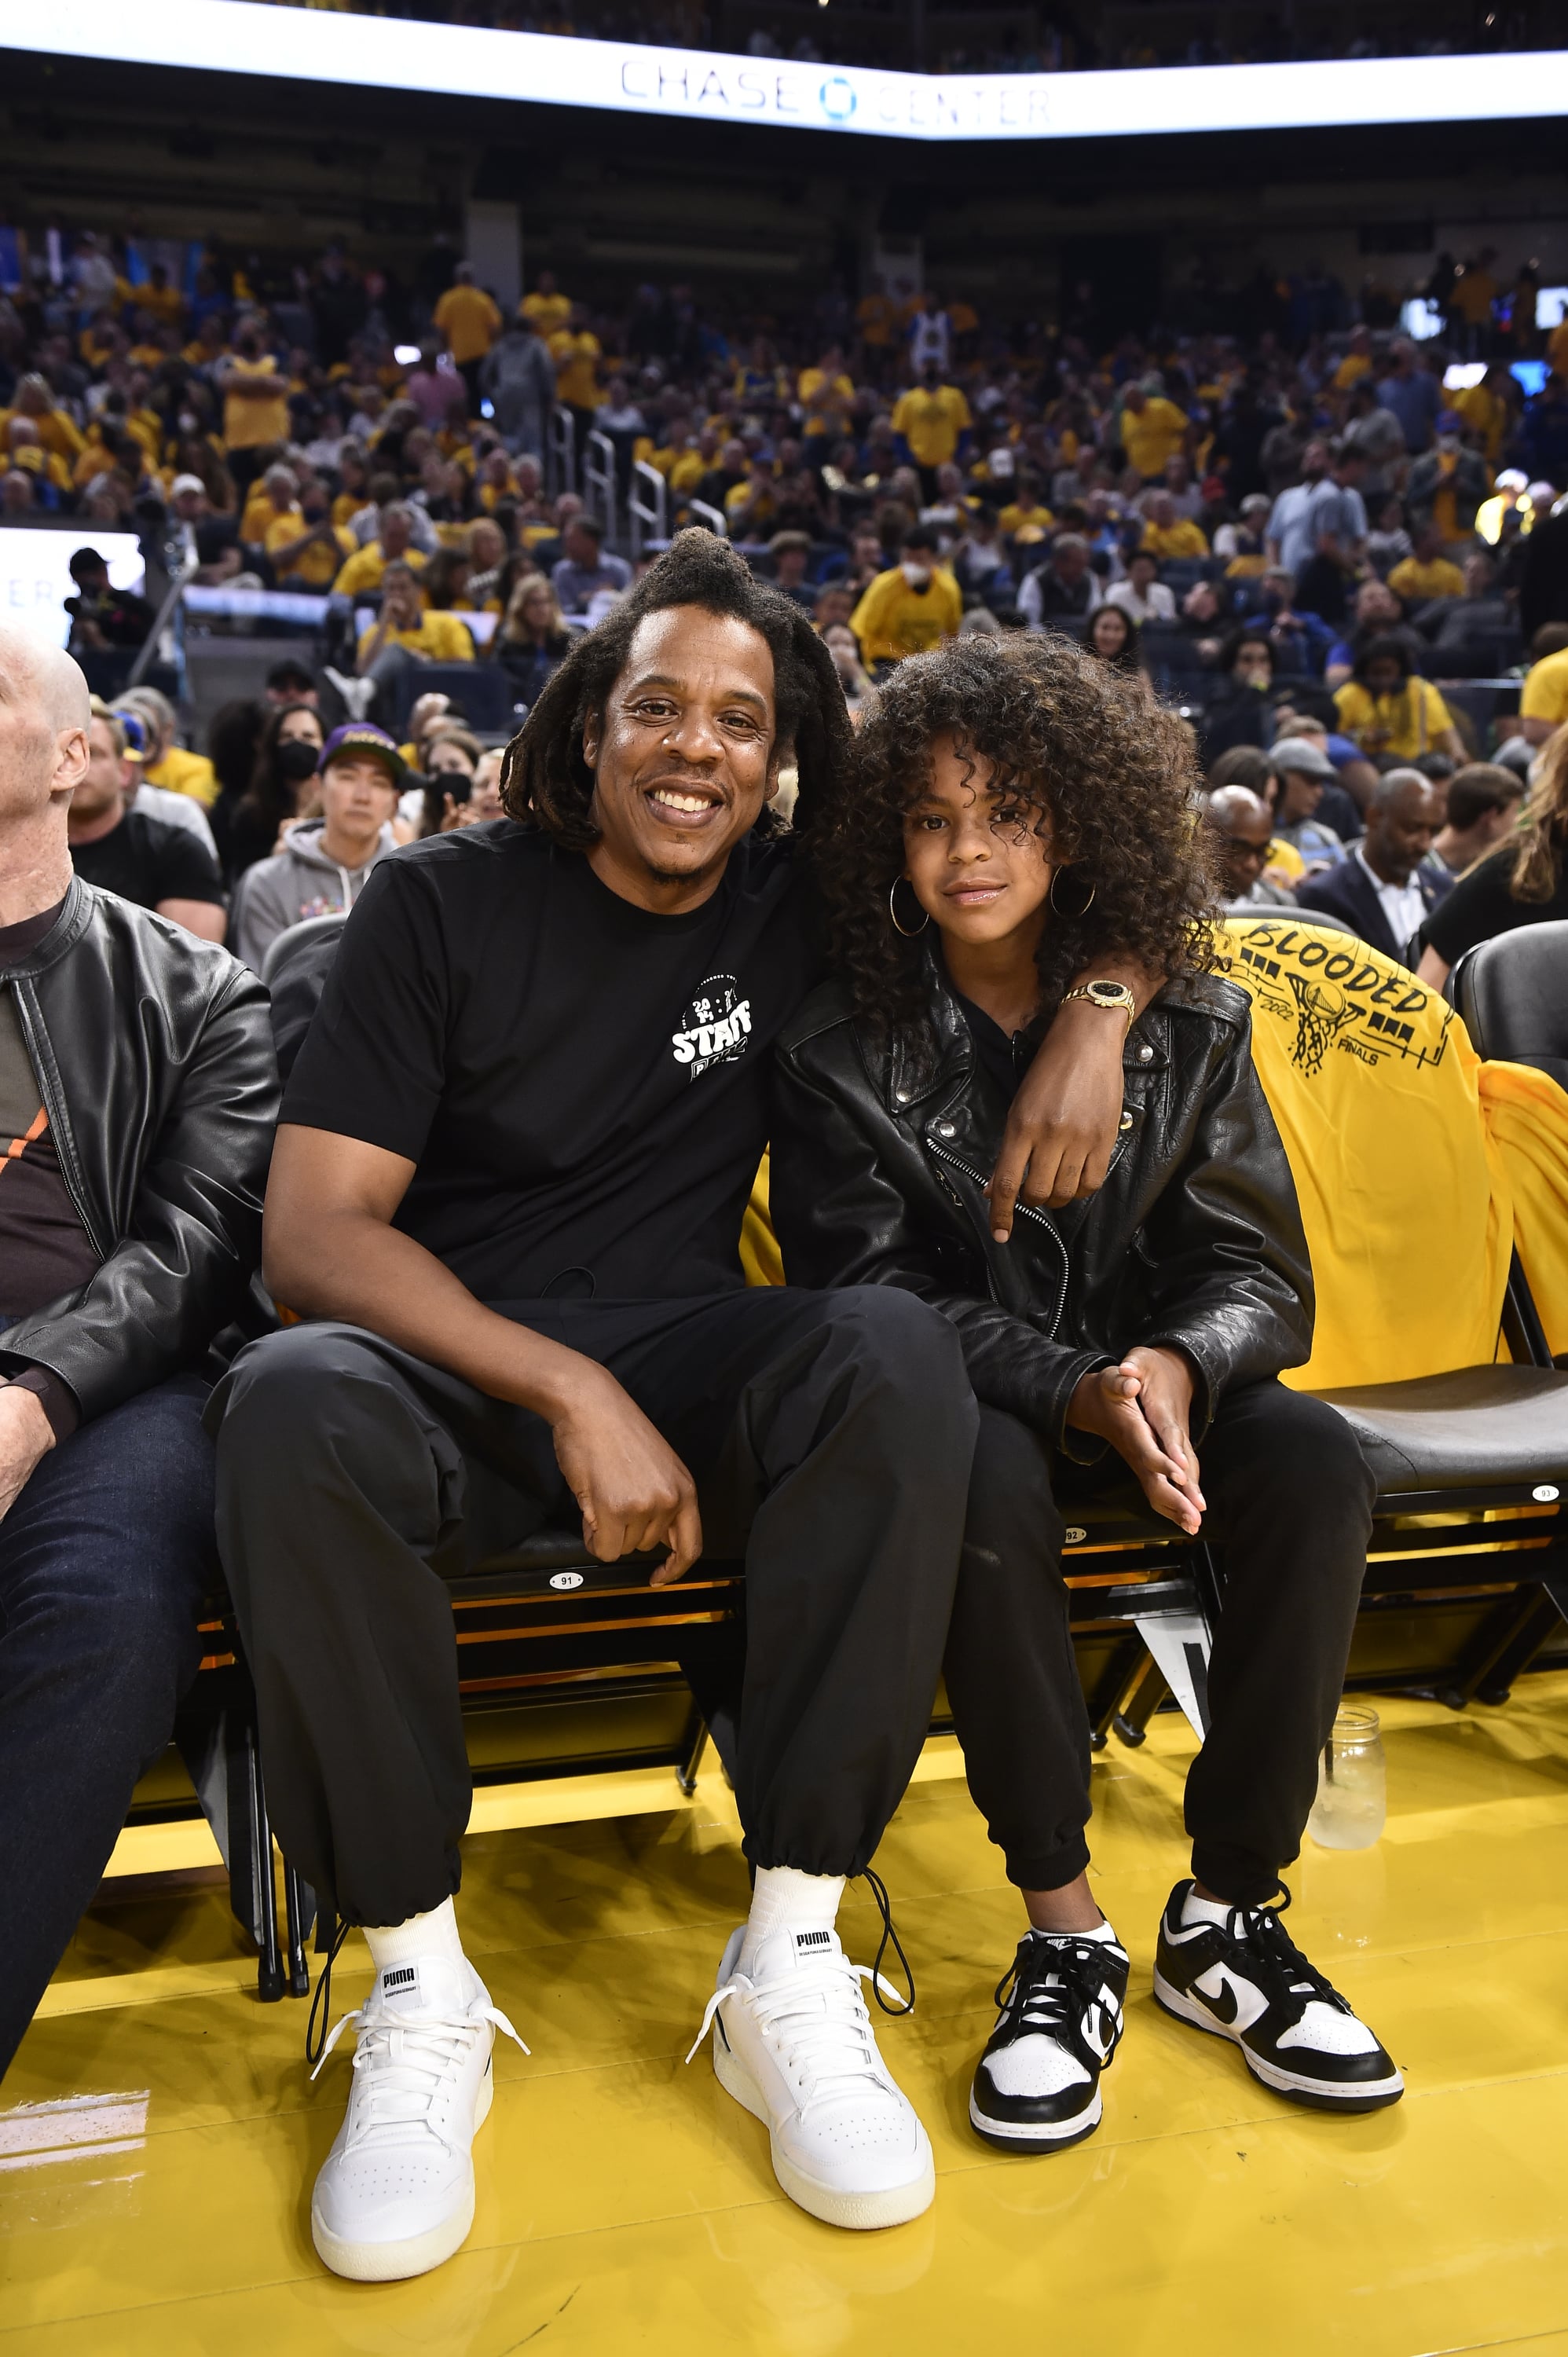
left=213, top=1325, right=427, bottom=1498
left=820, top=1284, right=971, bottom=1395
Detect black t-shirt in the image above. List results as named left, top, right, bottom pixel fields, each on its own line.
left=283, top=822, right=824, bottom=1301
left=70, top=810, right=226, bottom=912
left=1420, top=843, right=1568, bottom=965
left=954, top=991, right=1045, bottom=1107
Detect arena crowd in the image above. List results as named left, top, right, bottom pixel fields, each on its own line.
left=3, top=225, right=1566, bottom=973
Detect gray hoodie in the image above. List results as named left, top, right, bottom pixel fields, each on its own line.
left=229, top=817, right=397, bottom=974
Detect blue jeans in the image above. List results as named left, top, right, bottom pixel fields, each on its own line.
left=0, top=1338, right=213, bottom=2077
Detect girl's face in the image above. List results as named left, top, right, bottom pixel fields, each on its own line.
left=521, top=585, right=553, bottom=631
left=427, top=740, right=477, bottom=779
left=902, top=733, right=1055, bottom=951
left=1091, top=608, right=1128, bottom=658
left=1364, top=655, right=1402, bottom=696
left=1233, top=641, right=1272, bottom=687
left=277, top=706, right=324, bottom=750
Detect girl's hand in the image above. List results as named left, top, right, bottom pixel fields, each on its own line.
left=1066, top=1347, right=1205, bottom=1534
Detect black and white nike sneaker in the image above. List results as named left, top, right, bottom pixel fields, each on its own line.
left=1153, top=1879, right=1403, bottom=2113
left=969, top=1928, right=1129, bottom=2154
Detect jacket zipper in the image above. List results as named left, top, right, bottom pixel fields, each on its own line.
left=925, top=1137, right=1069, bottom=1333
left=9, top=977, right=112, bottom=1260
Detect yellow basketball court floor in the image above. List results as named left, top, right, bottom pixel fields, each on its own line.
left=7, top=1677, right=1568, bottom=2355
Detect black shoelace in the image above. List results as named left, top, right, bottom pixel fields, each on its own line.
left=306, top=1915, right=354, bottom=2066
left=1220, top=1883, right=1351, bottom=2021
left=862, top=1866, right=915, bottom=2016
left=994, top=1935, right=1124, bottom=2065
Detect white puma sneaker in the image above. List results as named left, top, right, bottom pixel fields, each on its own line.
left=309, top=1952, right=527, bottom=2281
left=688, top=1924, right=935, bottom=2231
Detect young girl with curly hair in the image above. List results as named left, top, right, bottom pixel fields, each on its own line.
left=771, top=631, right=1401, bottom=2159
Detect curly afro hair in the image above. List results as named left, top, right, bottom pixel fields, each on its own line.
left=818, top=632, right=1218, bottom=1033
left=500, top=528, right=852, bottom=846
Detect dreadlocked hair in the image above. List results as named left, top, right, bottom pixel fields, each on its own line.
left=500, top=528, right=853, bottom=845
left=818, top=632, right=1219, bottom=1036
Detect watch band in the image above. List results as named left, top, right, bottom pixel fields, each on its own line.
left=1061, top=981, right=1137, bottom=1030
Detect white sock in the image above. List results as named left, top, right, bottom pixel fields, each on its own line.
left=364, top=1896, right=465, bottom=1973
left=738, top=1867, right=844, bottom=1973
left=1181, top=1888, right=1236, bottom=1930
left=1028, top=1919, right=1119, bottom=1945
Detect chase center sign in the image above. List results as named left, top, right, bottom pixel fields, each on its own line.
left=10, top=2, right=1568, bottom=141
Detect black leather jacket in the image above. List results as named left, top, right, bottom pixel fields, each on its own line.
left=771, top=954, right=1313, bottom=1458
left=0, top=879, right=279, bottom=1421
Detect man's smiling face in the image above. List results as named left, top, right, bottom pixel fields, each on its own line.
left=582, top=606, right=780, bottom=911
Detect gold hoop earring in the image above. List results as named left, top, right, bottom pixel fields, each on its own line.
left=888, top=878, right=930, bottom=937
left=1048, top=866, right=1096, bottom=918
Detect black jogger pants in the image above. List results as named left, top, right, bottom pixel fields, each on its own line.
left=209, top=1287, right=978, bottom=1926
left=945, top=1380, right=1375, bottom=1907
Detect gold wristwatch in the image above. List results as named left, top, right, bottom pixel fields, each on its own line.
left=1061, top=980, right=1137, bottom=1032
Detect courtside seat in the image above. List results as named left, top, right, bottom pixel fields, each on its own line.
left=1314, top=1365, right=1568, bottom=1491
left=1453, top=918, right=1568, bottom=1090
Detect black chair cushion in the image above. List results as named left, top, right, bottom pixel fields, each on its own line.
left=1312, top=1365, right=1568, bottom=1492
left=1454, top=918, right=1568, bottom=1088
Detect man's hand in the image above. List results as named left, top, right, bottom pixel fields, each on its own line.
left=549, top=1365, right=703, bottom=1586
left=0, top=1384, right=54, bottom=1524
left=1066, top=1345, right=1203, bottom=1534
left=987, top=995, right=1130, bottom=1234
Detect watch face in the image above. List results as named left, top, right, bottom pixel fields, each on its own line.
left=1089, top=981, right=1124, bottom=1004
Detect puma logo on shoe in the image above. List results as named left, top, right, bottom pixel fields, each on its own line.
left=382, top=1965, right=419, bottom=1993
left=793, top=1929, right=834, bottom=1952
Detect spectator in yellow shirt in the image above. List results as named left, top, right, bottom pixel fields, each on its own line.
left=332, top=503, right=428, bottom=596
left=849, top=527, right=962, bottom=667
left=217, top=327, right=291, bottom=493
left=241, top=462, right=304, bottom=547
left=357, top=562, right=474, bottom=725
left=123, top=687, right=220, bottom=808
left=331, top=447, right=374, bottom=531
left=550, top=308, right=603, bottom=457
left=855, top=279, right=898, bottom=359
left=1334, top=639, right=1463, bottom=762
left=1387, top=526, right=1467, bottom=607
left=6, top=420, right=75, bottom=499
left=997, top=473, right=1055, bottom=539
left=891, top=364, right=972, bottom=496
left=266, top=486, right=357, bottom=589
left=1119, top=383, right=1189, bottom=482
left=1520, top=638, right=1568, bottom=746
left=434, top=265, right=504, bottom=411
left=1140, top=492, right=1210, bottom=560
left=136, top=263, right=185, bottom=332
left=1332, top=329, right=1374, bottom=392
left=1453, top=365, right=1515, bottom=467
left=520, top=270, right=571, bottom=340
left=1448, top=250, right=1500, bottom=353
left=798, top=348, right=855, bottom=440
left=0, top=374, right=86, bottom=466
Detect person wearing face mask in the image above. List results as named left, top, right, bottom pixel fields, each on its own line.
left=227, top=724, right=405, bottom=973
left=225, top=703, right=327, bottom=882
left=848, top=526, right=962, bottom=673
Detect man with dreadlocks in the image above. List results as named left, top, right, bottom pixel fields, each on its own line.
left=209, top=533, right=1157, bottom=2278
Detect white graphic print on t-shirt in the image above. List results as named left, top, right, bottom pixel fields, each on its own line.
left=671, top=973, right=753, bottom=1080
